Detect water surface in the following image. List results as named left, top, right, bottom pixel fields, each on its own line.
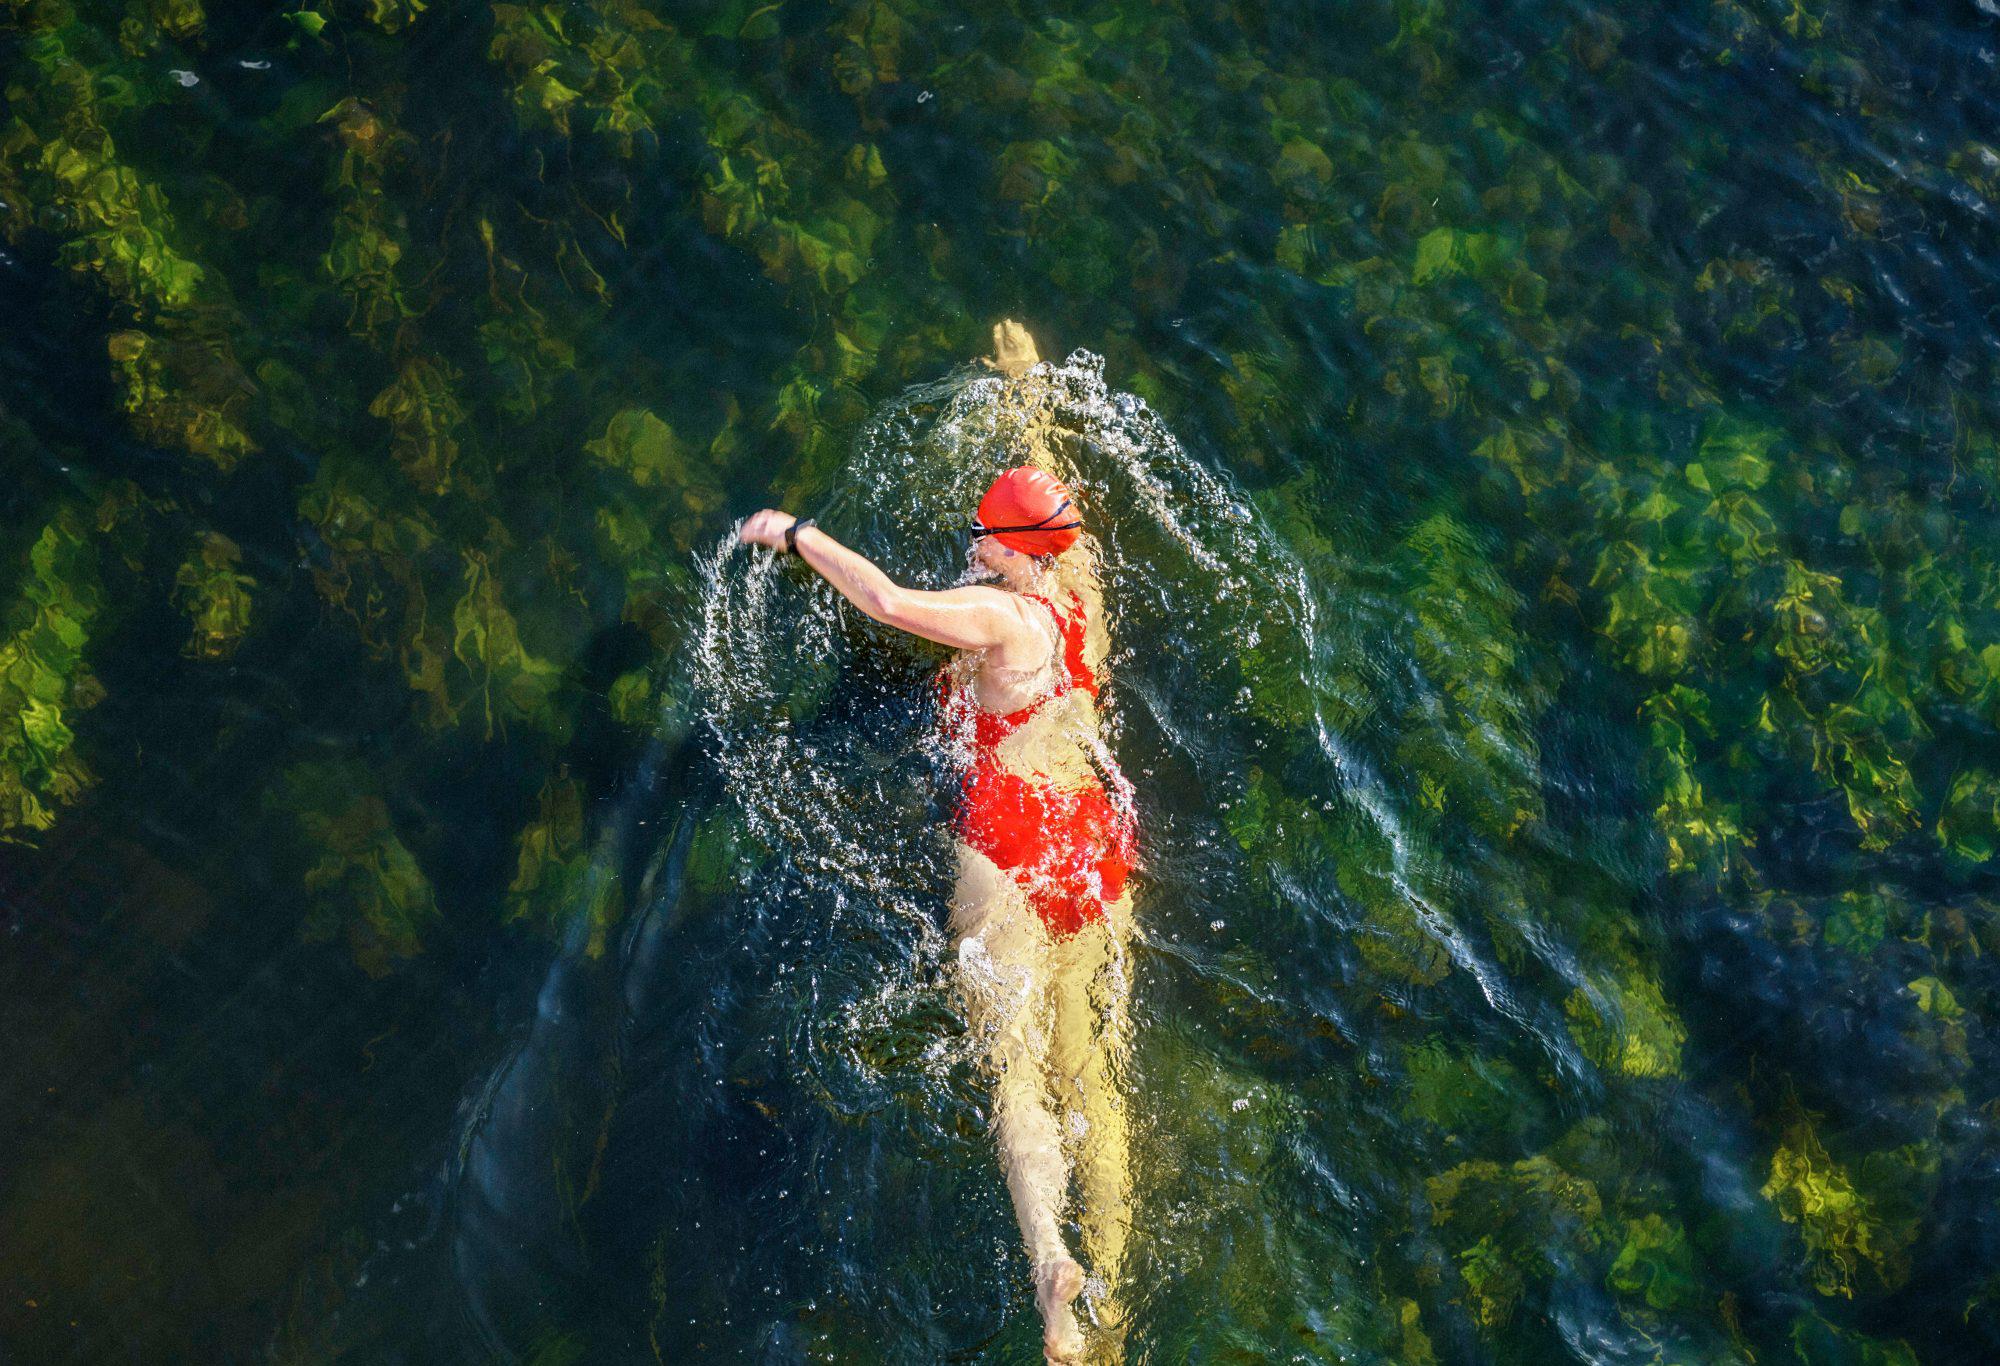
left=3, top=0, right=2000, bottom=1362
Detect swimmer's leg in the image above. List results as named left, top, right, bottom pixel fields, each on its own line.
left=951, top=844, right=1086, bottom=1363
left=1049, top=897, right=1136, bottom=1355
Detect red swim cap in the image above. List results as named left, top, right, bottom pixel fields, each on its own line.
left=974, top=467, right=1083, bottom=556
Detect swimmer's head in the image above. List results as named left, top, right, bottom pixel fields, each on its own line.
left=970, top=467, right=1082, bottom=560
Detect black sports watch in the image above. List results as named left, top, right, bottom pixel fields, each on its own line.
left=784, top=517, right=817, bottom=555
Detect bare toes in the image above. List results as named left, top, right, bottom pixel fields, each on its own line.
left=1036, top=1256, right=1086, bottom=1361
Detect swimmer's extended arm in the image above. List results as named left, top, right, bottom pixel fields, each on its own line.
left=738, top=509, right=1024, bottom=651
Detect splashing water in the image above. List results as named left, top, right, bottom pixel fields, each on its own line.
left=442, top=350, right=1488, bottom=1360
left=425, top=348, right=1583, bottom=1360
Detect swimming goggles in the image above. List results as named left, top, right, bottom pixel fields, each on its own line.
left=968, top=499, right=1083, bottom=540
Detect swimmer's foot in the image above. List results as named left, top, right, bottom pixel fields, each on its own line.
left=1084, top=1292, right=1128, bottom=1365
left=1035, top=1256, right=1086, bottom=1363
left=985, top=318, right=1044, bottom=378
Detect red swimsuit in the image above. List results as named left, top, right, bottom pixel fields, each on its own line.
left=941, top=590, right=1138, bottom=938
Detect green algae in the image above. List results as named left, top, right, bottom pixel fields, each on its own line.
left=172, top=531, right=253, bottom=659
left=1, top=9, right=258, bottom=468
left=1564, top=958, right=1687, bottom=1081
left=369, top=357, right=467, bottom=496
left=1, top=0, right=1998, bottom=1358
left=451, top=547, right=563, bottom=739
left=1427, top=1151, right=1604, bottom=1328
left=279, top=760, right=440, bottom=977
left=0, top=507, right=106, bottom=840
left=1759, top=1112, right=1934, bottom=1300
left=506, top=774, right=621, bottom=955
left=1606, top=1213, right=1700, bottom=1313
left=1399, top=1038, right=1527, bottom=1143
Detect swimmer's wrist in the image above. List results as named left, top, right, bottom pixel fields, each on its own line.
left=783, top=516, right=817, bottom=555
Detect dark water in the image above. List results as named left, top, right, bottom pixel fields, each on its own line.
left=5, top=0, right=2000, bottom=1361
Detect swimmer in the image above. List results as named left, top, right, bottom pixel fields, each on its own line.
left=738, top=321, right=1137, bottom=1364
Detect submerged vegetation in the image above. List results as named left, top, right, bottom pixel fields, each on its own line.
left=3, top=0, right=2000, bottom=1359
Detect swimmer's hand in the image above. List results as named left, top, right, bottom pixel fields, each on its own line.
left=981, top=318, right=1043, bottom=378
left=738, top=508, right=798, bottom=551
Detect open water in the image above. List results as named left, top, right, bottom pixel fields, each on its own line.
left=4, top=1, right=2000, bottom=1363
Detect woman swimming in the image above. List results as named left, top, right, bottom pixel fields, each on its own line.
left=737, top=322, right=1137, bottom=1363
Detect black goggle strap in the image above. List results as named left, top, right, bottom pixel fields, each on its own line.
left=970, top=498, right=1082, bottom=537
